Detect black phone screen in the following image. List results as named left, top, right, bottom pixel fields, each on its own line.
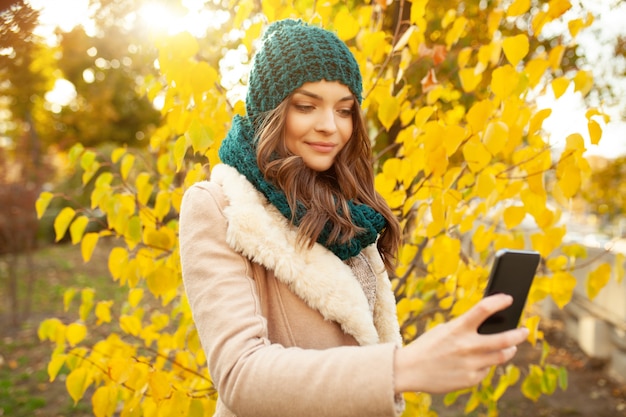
left=477, top=249, right=541, bottom=335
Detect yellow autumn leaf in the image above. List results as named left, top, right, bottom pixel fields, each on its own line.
left=95, top=300, right=113, bottom=325
left=143, top=227, right=176, bottom=251
left=531, top=226, right=565, bottom=258
left=524, top=58, right=550, bottom=87
left=47, top=353, right=66, bottom=382
left=54, top=207, right=76, bottom=242
left=111, top=147, right=126, bottom=164
left=483, top=121, right=508, bottom=155
left=120, top=315, right=142, bottom=337
left=153, top=191, right=171, bottom=222
left=360, top=30, right=389, bottom=64
left=63, top=288, right=76, bottom=312
left=190, top=61, right=217, bottom=94
left=528, top=275, right=551, bottom=306
left=81, top=154, right=101, bottom=185
left=507, top=0, right=530, bottom=16
left=504, top=206, right=526, bottom=229
left=108, top=247, right=129, bottom=280
left=473, top=225, right=495, bottom=253
left=69, top=215, right=89, bottom=245
left=491, top=65, right=518, bottom=99
left=120, top=153, right=135, bottom=181
left=476, top=170, right=496, bottom=198
left=459, top=67, right=483, bottom=92
left=551, top=77, right=570, bottom=99
left=334, top=8, right=359, bottom=41
left=432, top=235, right=461, bottom=277
left=568, top=17, right=584, bottom=38
left=466, top=99, right=493, bottom=133
left=458, top=47, right=472, bottom=68
left=588, top=120, right=602, bottom=145
left=173, top=135, right=188, bottom=172
left=79, top=288, right=95, bottom=322
left=528, top=108, right=552, bottom=136
left=573, top=70, right=593, bottom=96
left=414, top=106, right=435, bottom=129
left=550, top=271, right=577, bottom=308
left=557, top=164, right=581, bottom=198
left=135, top=172, right=152, bottom=206
left=92, top=385, right=118, bottom=417
left=586, top=263, right=611, bottom=300
left=66, top=367, right=91, bottom=404
left=148, top=370, right=172, bottom=402
left=548, top=0, right=572, bottom=19
left=410, top=0, right=427, bottom=25
left=445, top=16, right=467, bottom=49
left=524, top=315, right=541, bottom=346
left=186, top=117, right=213, bottom=154
left=427, top=197, right=445, bottom=238
left=487, top=9, right=504, bottom=36
left=462, top=139, right=492, bottom=172
left=443, top=125, right=467, bottom=156
left=146, top=266, right=179, bottom=298
left=66, top=323, right=87, bottom=347
left=36, top=191, right=54, bottom=219
left=548, top=45, right=565, bottom=70
left=80, top=232, right=99, bottom=262
left=38, top=317, right=64, bottom=342
left=129, top=288, right=144, bottom=308
left=585, top=108, right=611, bottom=123
left=378, top=94, right=401, bottom=131
left=502, top=34, right=529, bottom=66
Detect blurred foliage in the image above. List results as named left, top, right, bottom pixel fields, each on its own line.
left=581, top=155, right=626, bottom=223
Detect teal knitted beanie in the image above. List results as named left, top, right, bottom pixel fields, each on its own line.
left=246, top=19, right=363, bottom=119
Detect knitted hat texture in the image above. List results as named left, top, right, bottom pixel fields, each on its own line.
left=246, top=19, right=363, bottom=119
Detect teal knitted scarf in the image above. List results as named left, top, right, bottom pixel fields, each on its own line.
left=218, top=115, right=386, bottom=260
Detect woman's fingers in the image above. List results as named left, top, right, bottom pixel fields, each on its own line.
left=456, top=293, right=514, bottom=331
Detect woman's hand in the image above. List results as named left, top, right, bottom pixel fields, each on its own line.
left=393, top=293, right=529, bottom=394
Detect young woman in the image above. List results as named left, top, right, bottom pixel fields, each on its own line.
left=178, top=19, right=528, bottom=417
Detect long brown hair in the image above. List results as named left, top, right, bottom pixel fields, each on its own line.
left=255, top=95, right=401, bottom=270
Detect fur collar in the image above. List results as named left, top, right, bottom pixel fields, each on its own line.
left=210, top=164, right=402, bottom=347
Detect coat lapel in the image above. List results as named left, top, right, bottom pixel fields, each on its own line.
left=210, top=164, right=401, bottom=347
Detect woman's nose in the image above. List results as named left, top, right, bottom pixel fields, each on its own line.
left=314, top=108, right=338, bottom=134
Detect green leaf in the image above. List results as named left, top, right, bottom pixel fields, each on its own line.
left=521, top=365, right=543, bottom=402
left=174, top=135, right=188, bottom=172
left=68, top=143, right=85, bottom=165
left=186, top=118, right=213, bottom=154
left=558, top=366, right=568, bottom=390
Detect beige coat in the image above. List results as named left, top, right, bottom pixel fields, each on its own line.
left=179, top=164, right=403, bottom=417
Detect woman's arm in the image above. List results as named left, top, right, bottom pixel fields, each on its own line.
left=179, top=182, right=400, bottom=417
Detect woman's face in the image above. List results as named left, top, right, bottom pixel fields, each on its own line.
left=284, top=80, right=355, bottom=172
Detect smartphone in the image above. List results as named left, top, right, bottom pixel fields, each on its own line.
left=477, top=249, right=541, bottom=335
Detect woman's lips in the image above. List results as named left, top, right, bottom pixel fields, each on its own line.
left=306, top=142, right=336, bottom=153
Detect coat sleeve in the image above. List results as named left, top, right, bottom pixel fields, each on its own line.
left=179, top=181, right=401, bottom=417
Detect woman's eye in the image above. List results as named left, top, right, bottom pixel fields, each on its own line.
left=337, top=108, right=353, bottom=117
left=294, top=104, right=314, bottom=112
